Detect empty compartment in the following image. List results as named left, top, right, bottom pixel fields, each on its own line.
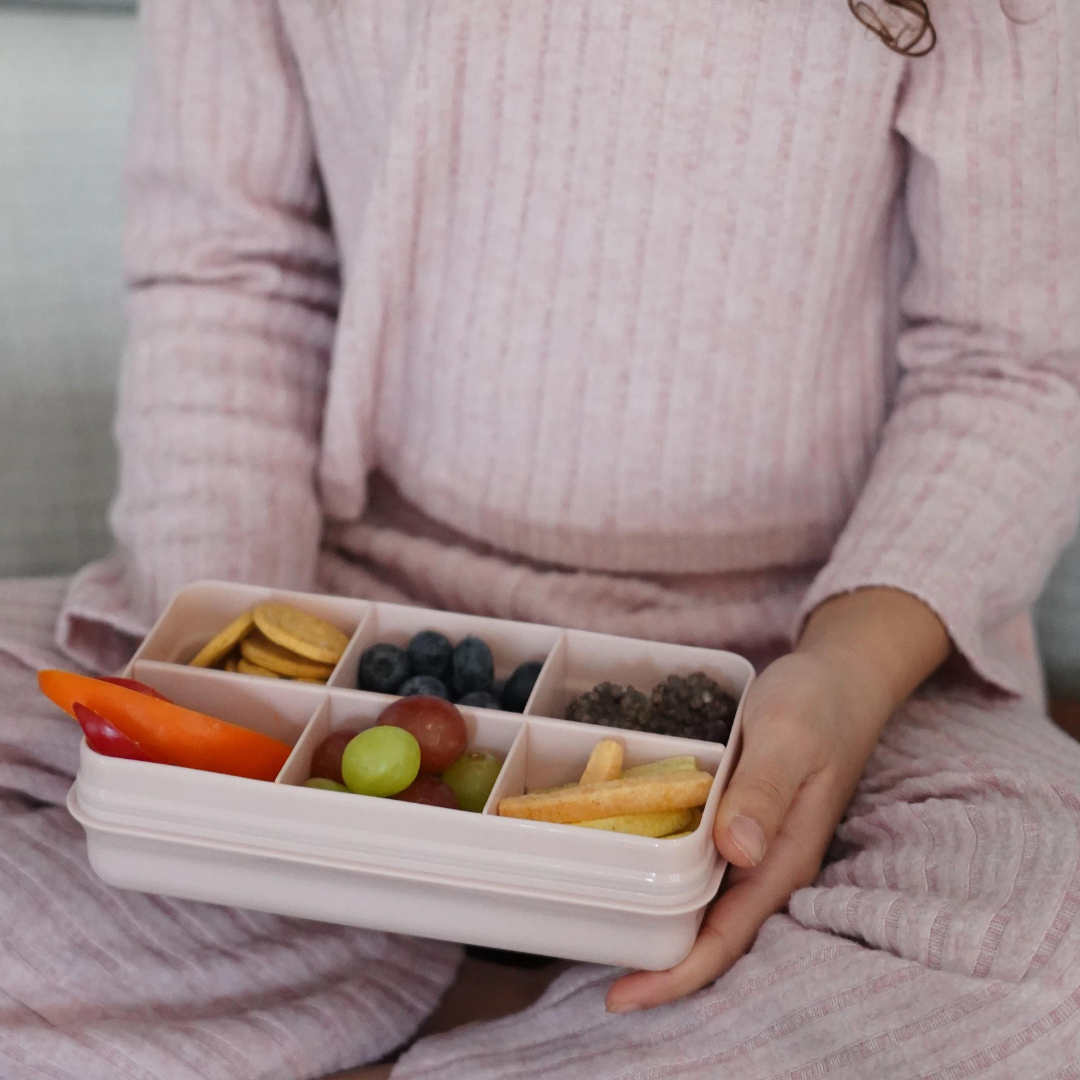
left=533, top=628, right=754, bottom=728
left=331, top=602, right=562, bottom=713
left=130, top=580, right=370, bottom=682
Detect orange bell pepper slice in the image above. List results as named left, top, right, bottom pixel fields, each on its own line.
left=39, top=670, right=292, bottom=782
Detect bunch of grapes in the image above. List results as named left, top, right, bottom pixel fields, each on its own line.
left=306, top=696, right=503, bottom=812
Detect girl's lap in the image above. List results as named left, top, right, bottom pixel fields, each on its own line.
left=4, top=577, right=1080, bottom=1078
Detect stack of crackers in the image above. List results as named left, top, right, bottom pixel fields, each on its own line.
left=188, top=604, right=350, bottom=685
left=498, top=740, right=711, bottom=838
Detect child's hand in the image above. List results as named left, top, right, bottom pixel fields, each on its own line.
left=606, top=587, right=951, bottom=1013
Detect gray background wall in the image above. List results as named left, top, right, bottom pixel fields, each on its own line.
left=0, top=5, right=134, bottom=576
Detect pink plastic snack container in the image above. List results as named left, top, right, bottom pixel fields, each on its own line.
left=67, top=581, right=755, bottom=971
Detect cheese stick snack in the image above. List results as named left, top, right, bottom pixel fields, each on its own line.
left=576, top=807, right=693, bottom=837
left=664, top=807, right=704, bottom=839
left=498, top=770, right=713, bottom=824
left=579, top=739, right=624, bottom=785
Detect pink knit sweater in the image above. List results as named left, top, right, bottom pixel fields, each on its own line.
left=61, top=0, right=1080, bottom=699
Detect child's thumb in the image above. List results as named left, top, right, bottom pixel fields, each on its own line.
left=713, top=723, right=806, bottom=867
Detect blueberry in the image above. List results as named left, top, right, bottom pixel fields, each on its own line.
left=407, top=630, right=454, bottom=682
left=452, top=636, right=494, bottom=696
left=358, top=643, right=412, bottom=694
left=398, top=674, right=451, bottom=700
left=501, top=660, right=543, bottom=713
left=456, top=690, right=500, bottom=710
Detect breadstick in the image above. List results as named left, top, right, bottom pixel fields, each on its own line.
left=528, top=781, right=578, bottom=796
left=621, top=755, right=697, bottom=779
left=579, top=739, right=624, bottom=785
left=499, top=770, right=713, bottom=824
left=534, top=752, right=696, bottom=796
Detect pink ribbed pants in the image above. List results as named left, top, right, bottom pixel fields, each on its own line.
left=3, top=578, right=1080, bottom=1079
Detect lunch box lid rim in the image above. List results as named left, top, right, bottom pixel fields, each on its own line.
left=69, top=786, right=726, bottom=917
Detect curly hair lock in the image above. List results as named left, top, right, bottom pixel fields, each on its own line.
left=849, top=0, right=936, bottom=57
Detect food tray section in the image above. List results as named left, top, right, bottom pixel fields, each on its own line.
left=332, top=604, right=561, bottom=703
left=68, top=580, right=755, bottom=969
left=124, top=580, right=370, bottom=681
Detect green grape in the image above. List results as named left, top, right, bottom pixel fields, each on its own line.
left=341, top=726, right=421, bottom=797
left=441, top=752, right=503, bottom=813
left=303, top=777, right=350, bottom=793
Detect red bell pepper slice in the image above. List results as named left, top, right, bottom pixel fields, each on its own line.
left=39, top=669, right=291, bottom=782
left=73, top=702, right=157, bottom=762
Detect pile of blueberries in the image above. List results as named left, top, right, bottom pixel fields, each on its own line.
left=357, top=631, right=544, bottom=713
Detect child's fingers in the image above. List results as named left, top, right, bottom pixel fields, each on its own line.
left=606, top=774, right=837, bottom=1013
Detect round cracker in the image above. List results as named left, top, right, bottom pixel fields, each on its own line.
left=241, top=631, right=336, bottom=680
left=253, top=603, right=349, bottom=665
left=188, top=610, right=256, bottom=668
left=237, top=656, right=282, bottom=679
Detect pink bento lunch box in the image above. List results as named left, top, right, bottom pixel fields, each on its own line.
left=66, top=581, right=754, bottom=971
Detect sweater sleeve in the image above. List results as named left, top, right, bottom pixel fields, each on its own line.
left=58, top=0, right=338, bottom=667
left=795, top=0, right=1080, bottom=694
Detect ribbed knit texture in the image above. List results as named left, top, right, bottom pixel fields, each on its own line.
left=59, top=0, right=1080, bottom=698
left=0, top=579, right=461, bottom=1080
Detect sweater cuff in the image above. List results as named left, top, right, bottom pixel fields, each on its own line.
left=55, top=553, right=147, bottom=675
left=793, top=514, right=1036, bottom=701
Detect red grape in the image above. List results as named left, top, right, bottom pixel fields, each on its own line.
left=376, top=696, right=467, bottom=773
left=392, top=774, right=459, bottom=809
left=310, top=729, right=359, bottom=786
left=73, top=702, right=156, bottom=762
